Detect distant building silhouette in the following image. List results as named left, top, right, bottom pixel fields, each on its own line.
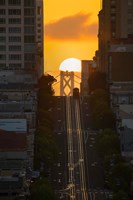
left=97, top=0, right=133, bottom=161
left=98, top=0, right=133, bottom=74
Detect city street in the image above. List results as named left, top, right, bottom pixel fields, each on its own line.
left=50, top=96, right=112, bottom=200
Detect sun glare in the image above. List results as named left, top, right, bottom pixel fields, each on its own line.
left=59, top=58, right=81, bottom=72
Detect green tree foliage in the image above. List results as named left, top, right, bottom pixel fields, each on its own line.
left=89, top=90, right=116, bottom=129
left=112, top=190, right=129, bottom=200
left=97, top=129, right=120, bottom=158
left=35, top=126, right=58, bottom=168
left=88, top=71, right=106, bottom=92
left=34, top=74, right=58, bottom=170
left=101, top=110, right=116, bottom=129
left=30, top=178, right=57, bottom=200
left=38, top=109, right=54, bottom=129
left=89, top=89, right=109, bottom=107
left=38, top=74, right=56, bottom=90
left=110, top=163, right=132, bottom=192
left=38, top=74, right=56, bottom=110
left=103, top=154, right=124, bottom=175
left=91, top=100, right=109, bottom=129
left=96, top=129, right=132, bottom=195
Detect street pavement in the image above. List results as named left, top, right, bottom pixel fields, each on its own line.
left=49, top=96, right=112, bottom=200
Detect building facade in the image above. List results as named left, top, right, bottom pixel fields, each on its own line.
left=98, top=0, right=133, bottom=72
left=0, top=0, right=38, bottom=71
left=98, top=0, right=133, bottom=161
left=80, top=60, right=96, bottom=96
left=36, top=0, right=44, bottom=77
left=0, top=70, right=37, bottom=168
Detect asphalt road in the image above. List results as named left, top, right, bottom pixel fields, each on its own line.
left=80, top=97, right=112, bottom=200
left=50, top=96, right=112, bottom=200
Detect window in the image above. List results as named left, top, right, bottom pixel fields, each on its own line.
left=9, top=45, right=21, bottom=51
left=9, top=54, right=21, bottom=60
left=128, top=0, right=133, bottom=6
left=0, top=46, right=6, bottom=51
left=111, top=0, right=116, bottom=5
left=9, top=36, right=21, bottom=42
left=24, top=8, right=34, bottom=16
left=9, top=63, right=21, bottom=68
left=0, top=27, right=6, bottom=33
left=0, top=64, right=6, bottom=68
left=9, top=18, right=21, bottom=24
left=9, top=27, right=21, bottom=33
left=37, top=29, right=41, bottom=33
left=0, top=0, right=5, bottom=5
left=128, top=27, right=133, bottom=33
left=24, top=0, right=35, bottom=7
left=37, top=23, right=41, bottom=27
left=24, top=26, right=35, bottom=34
left=128, top=13, right=133, bottom=18
left=128, top=8, right=133, bottom=13
left=0, top=9, right=6, bottom=15
left=128, top=19, right=132, bottom=24
left=24, top=36, right=35, bottom=43
left=37, top=7, right=41, bottom=15
left=111, top=8, right=116, bottom=13
left=8, top=9, right=21, bottom=15
left=24, top=17, right=34, bottom=25
left=25, top=53, right=35, bottom=61
left=0, top=36, right=6, bottom=42
left=0, top=18, right=6, bottom=24
left=8, top=0, right=21, bottom=5
left=0, top=54, right=6, bottom=60
left=24, top=62, right=34, bottom=69
left=111, top=16, right=116, bottom=21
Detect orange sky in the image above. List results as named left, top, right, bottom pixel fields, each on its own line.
left=44, top=0, right=101, bottom=74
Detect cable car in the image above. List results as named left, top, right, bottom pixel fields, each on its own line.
left=73, top=87, right=79, bottom=98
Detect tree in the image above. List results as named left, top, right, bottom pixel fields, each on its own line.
left=89, top=89, right=116, bottom=129
left=112, top=190, right=128, bottom=200
left=91, top=100, right=109, bottom=128
left=35, top=126, right=58, bottom=169
left=89, top=89, right=109, bottom=107
left=110, top=163, right=132, bottom=192
left=38, top=74, right=56, bottom=90
left=30, top=178, right=57, bottom=200
left=88, top=71, right=107, bottom=92
left=35, top=74, right=58, bottom=170
left=38, top=109, right=54, bottom=129
left=103, top=154, right=124, bottom=175
left=38, top=74, right=57, bottom=110
left=96, top=129, right=120, bottom=158
left=101, top=110, right=116, bottom=129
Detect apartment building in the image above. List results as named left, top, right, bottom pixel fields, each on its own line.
left=0, top=0, right=43, bottom=72
left=98, top=1, right=133, bottom=161
left=80, top=60, right=96, bottom=96
left=98, top=0, right=133, bottom=72
left=36, top=0, right=44, bottom=77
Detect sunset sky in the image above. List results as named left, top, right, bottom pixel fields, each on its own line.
left=44, top=0, right=101, bottom=74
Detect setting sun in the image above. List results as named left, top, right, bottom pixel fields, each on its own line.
left=59, top=58, right=81, bottom=72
